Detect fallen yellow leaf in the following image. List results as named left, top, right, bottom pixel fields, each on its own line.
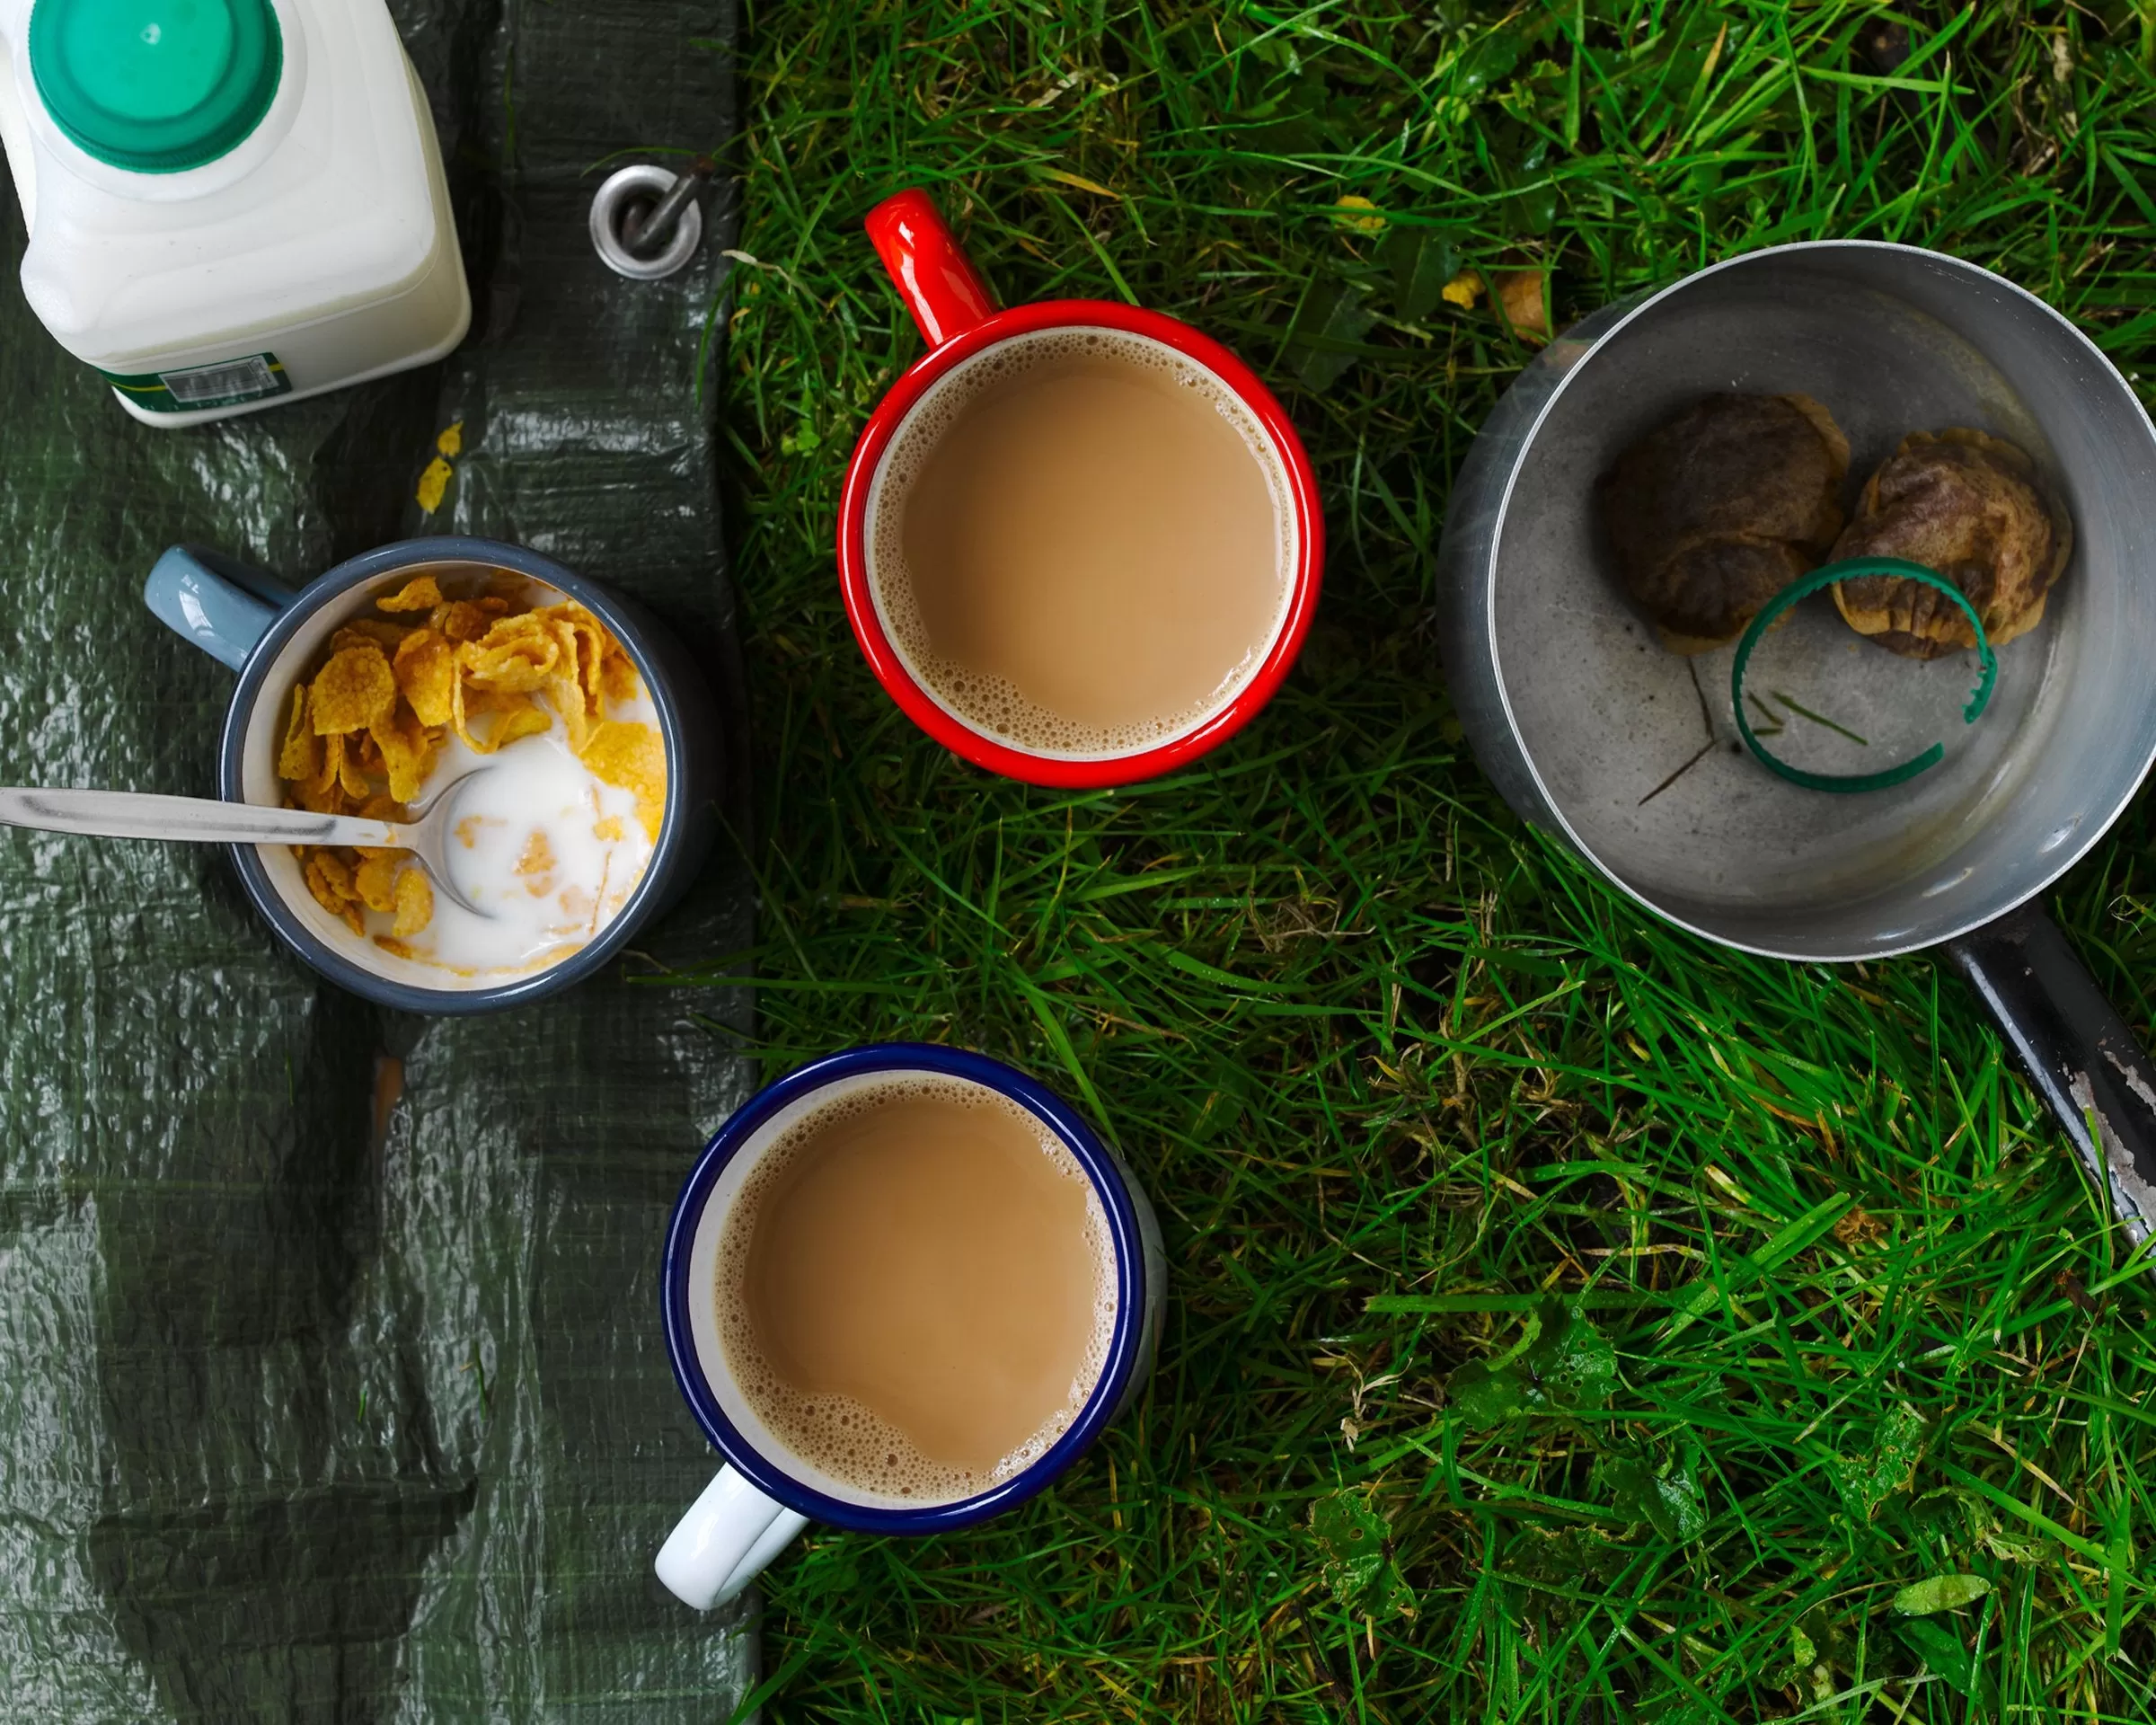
left=1496, top=269, right=1550, bottom=343
left=1330, top=195, right=1386, bottom=235
left=416, top=456, right=454, bottom=514
left=1441, top=270, right=1484, bottom=310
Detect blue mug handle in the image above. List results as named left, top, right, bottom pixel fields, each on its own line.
left=145, top=545, right=296, bottom=671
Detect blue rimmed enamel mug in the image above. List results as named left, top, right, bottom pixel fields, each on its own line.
left=143, top=536, right=722, bottom=1013
left=655, top=1043, right=1165, bottom=1610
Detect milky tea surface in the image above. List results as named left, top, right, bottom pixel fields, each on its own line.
left=718, top=1077, right=1118, bottom=1504
left=869, top=328, right=1294, bottom=757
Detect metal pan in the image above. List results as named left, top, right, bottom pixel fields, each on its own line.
left=1436, top=242, right=2156, bottom=1244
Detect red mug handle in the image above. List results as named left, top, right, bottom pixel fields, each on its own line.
left=865, top=190, right=998, bottom=349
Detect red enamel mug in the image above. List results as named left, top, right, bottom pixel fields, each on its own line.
left=836, top=190, right=1325, bottom=788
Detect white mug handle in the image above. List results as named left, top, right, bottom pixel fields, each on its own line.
left=655, top=1465, right=812, bottom=1610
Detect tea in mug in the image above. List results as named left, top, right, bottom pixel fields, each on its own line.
left=869, top=328, right=1294, bottom=756
left=717, top=1076, right=1116, bottom=1502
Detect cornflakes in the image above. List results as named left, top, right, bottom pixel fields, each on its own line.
left=377, top=575, right=444, bottom=614
left=278, top=686, right=316, bottom=783
left=392, top=868, right=434, bottom=938
left=294, top=735, right=344, bottom=816
left=331, top=618, right=411, bottom=653
left=600, top=646, right=640, bottom=708
left=353, top=853, right=402, bottom=915
left=560, top=606, right=611, bottom=708
left=304, top=852, right=365, bottom=936
left=338, top=739, right=371, bottom=802
left=277, top=572, right=663, bottom=957
left=453, top=681, right=553, bottom=755
left=431, top=596, right=511, bottom=641
left=516, top=829, right=556, bottom=897
left=579, top=721, right=666, bottom=841
left=462, top=617, right=563, bottom=695
left=312, top=645, right=398, bottom=735
left=390, top=630, right=453, bottom=728
left=370, top=712, right=433, bottom=804
left=492, top=703, right=554, bottom=750
left=305, top=850, right=350, bottom=907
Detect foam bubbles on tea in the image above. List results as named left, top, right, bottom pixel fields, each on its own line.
left=716, top=1075, right=1118, bottom=1506
left=867, top=328, right=1295, bottom=758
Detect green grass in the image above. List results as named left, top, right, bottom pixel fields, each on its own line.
left=695, top=3, right=2156, bottom=1719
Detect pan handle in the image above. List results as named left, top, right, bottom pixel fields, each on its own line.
left=1947, top=902, right=2156, bottom=1251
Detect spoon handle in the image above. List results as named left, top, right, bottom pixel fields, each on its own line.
left=0, top=787, right=406, bottom=850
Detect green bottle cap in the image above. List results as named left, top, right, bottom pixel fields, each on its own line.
left=29, top=0, right=282, bottom=173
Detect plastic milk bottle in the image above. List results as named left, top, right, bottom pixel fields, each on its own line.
left=0, top=0, right=469, bottom=425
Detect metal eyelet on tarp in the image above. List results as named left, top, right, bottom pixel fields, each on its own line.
left=590, top=157, right=711, bottom=280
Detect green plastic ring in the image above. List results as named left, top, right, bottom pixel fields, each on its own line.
left=1730, top=556, right=1998, bottom=794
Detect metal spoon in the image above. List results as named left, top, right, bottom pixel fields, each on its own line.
left=0, top=770, right=494, bottom=917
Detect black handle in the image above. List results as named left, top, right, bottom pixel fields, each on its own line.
left=1947, top=902, right=2156, bottom=1250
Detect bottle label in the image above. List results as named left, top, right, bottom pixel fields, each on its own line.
left=99, top=352, right=293, bottom=412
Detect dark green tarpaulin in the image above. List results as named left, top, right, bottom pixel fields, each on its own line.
left=0, top=2, right=756, bottom=1716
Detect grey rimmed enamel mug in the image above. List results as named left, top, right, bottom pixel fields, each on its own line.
left=145, top=535, right=722, bottom=1013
